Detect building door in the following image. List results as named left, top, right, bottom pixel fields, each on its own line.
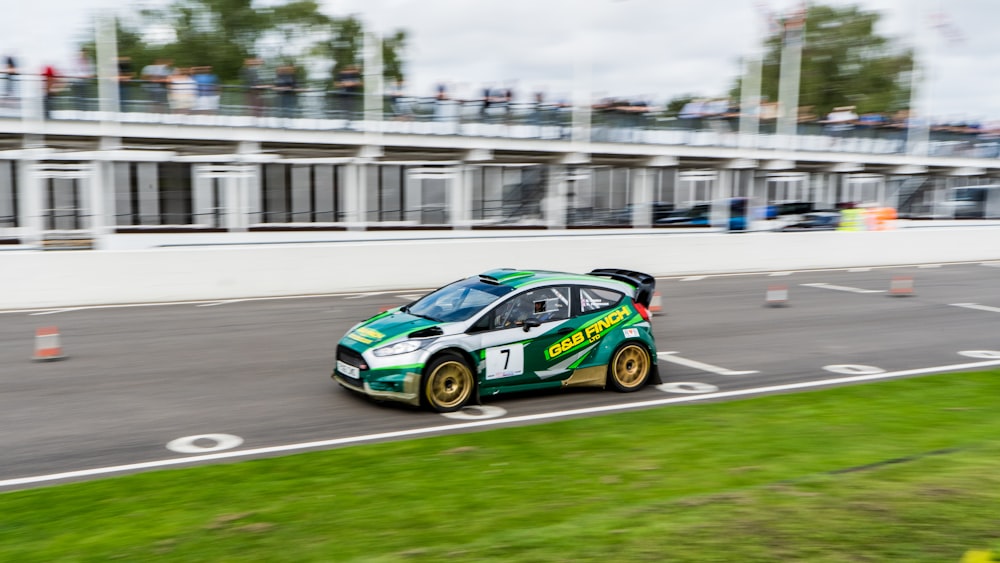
left=192, top=164, right=254, bottom=231
left=32, top=163, right=95, bottom=249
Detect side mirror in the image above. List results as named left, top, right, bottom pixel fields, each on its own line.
left=522, top=317, right=541, bottom=332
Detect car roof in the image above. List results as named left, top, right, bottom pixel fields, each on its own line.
left=477, top=268, right=633, bottom=292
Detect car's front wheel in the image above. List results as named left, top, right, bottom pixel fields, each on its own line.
left=608, top=343, right=651, bottom=392
left=422, top=353, right=475, bottom=412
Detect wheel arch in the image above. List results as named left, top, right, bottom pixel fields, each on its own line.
left=607, top=339, right=657, bottom=390
left=422, top=346, right=481, bottom=403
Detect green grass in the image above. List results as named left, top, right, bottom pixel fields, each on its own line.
left=3, top=371, right=1000, bottom=562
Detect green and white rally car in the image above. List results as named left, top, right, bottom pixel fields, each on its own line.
left=332, top=268, right=660, bottom=412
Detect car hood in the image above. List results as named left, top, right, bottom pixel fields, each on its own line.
left=342, top=310, right=445, bottom=350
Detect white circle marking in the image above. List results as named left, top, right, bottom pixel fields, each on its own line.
left=441, top=405, right=508, bottom=420
left=166, top=433, right=244, bottom=454
left=958, top=350, right=1000, bottom=359
left=657, top=381, right=719, bottom=394
left=823, top=364, right=885, bottom=375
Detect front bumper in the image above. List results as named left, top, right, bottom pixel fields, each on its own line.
left=332, top=369, right=423, bottom=407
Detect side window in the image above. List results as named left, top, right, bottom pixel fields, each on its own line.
left=579, top=287, right=623, bottom=315
left=491, top=286, right=571, bottom=329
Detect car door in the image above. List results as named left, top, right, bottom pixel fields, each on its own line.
left=474, top=285, right=575, bottom=390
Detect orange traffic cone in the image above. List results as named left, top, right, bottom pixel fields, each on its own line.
left=649, top=291, right=663, bottom=316
left=888, top=275, right=915, bottom=297
left=33, top=326, right=66, bottom=362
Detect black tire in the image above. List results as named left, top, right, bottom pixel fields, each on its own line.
left=422, top=353, right=476, bottom=413
left=607, top=343, right=651, bottom=392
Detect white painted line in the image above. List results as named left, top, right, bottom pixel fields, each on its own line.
left=396, top=294, right=425, bottom=301
left=657, top=352, right=759, bottom=376
left=918, top=264, right=942, bottom=269
left=950, top=303, right=1000, bottom=314
left=28, top=301, right=212, bottom=316
left=981, top=263, right=1000, bottom=268
left=848, top=268, right=871, bottom=272
left=801, top=283, right=885, bottom=294
left=824, top=364, right=885, bottom=375
left=680, top=276, right=706, bottom=282
left=6, top=294, right=352, bottom=316
left=0, top=290, right=441, bottom=316
left=196, top=300, right=247, bottom=308
left=769, top=272, right=792, bottom=277
left=5, top=357, right=1000, bottom=490
left=343, top=292, right=389, bottom=299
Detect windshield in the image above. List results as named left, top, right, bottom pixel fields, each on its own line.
left=406, top=277, right=514, bottom=322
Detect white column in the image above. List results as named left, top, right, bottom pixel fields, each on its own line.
left=776, top=9, right=806, bottom=146
left=630, top=168, right=653, bottom=228
left=547, top=165, right=568, bottom=229
left=451, top=165, right=472, bottom=230
left=344, top=161, right=366, bottom=230
left=363, top=30, right=384, bottom=139
left=95, top=13, right=120, bottom=116
left=20, top=160, right=43, bottom=246
left=89, top=160, right=113, bottom=249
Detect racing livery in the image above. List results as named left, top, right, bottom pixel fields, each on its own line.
left=332, top=268, right=660, bottom=412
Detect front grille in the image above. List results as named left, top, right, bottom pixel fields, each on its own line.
left=337, top=372, right=365, bottom=388
left=337, top=345, right=367, bottom=369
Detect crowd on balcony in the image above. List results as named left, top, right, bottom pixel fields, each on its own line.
left=2, top=50, right=999, bottom=143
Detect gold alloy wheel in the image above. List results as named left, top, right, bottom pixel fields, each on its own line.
left=610, top=344, right=650, bottom=391
left=425, top=359, right=474, bottom=411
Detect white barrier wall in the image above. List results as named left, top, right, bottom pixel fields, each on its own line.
left=3, top=228, right=1000, bottom=309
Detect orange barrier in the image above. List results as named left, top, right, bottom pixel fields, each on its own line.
left=33, top=326, right=66, bottom=361
left=649, top=291, right=663, bottom=315
left=888, top=275, right=915, bottom=297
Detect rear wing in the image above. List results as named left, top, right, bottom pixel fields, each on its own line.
left=587, top=268, right=656, bottom=307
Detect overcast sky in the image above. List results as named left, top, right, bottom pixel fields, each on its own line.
left=3, top=0, right=998, bottom=122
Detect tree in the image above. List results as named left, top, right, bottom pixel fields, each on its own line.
left=732, top=3, right=914, bottom=117
left=310, top=15, right=409, bottom=85
left=85, top=1, right=408, bottom=85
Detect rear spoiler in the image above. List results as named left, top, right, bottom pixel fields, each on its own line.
left=587, top=268, right=656, bottom=307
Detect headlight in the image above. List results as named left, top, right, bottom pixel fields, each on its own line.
left=373, top=339, right=429, bottom=357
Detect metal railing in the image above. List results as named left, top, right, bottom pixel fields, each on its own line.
left=2, top=75, right=999, bottom=159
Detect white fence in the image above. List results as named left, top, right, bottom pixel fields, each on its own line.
left=3, top=227, right=999, bottom=309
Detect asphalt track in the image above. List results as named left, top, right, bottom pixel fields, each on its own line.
left=1, top=261, right=999, bottom=490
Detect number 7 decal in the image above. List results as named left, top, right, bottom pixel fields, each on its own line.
left=485, top=344, right=524, bottom=380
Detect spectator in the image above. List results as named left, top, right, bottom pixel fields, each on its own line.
left=65, top=49, right=94, bottom=111
left=1, top=55, right=18, bottom=105
left=41, top=64, right=58, bottom=118
left=529, top=90, right=546, bottom=126
left=433, top=82, right=456, bottom=123
left=274, top=65, right=298, bottom=118
left=116, top=56, right=134, bottom=111
left=480, top=84, right=494, bottom=119
left=141, top=58, right=172, bottom=112
left=332, top=64, right=362, bottom=119
left=168, top=67, right=197, bottom=114
left=192, top=66, right=220, bottom=114
left=241, top=58, right=266, bottom=116
left=822, top=105, right=858, bottom=135
left=388, top=79, right=413, bottom=120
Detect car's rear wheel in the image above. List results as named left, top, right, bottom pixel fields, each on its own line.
left=422, top=353, right=475, bottom=412
left=608, top=343, right=651, bottom=392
